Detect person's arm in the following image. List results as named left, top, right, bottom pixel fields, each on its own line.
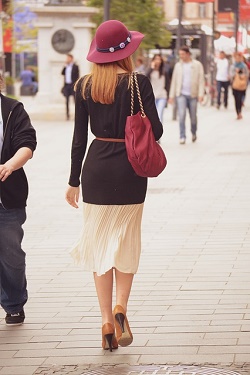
left=66, top=78, right=89, bottom=208
left=164, top=70, right=170, bottom=98
left=229, top=65, right=235, bottom=81
left=243, top=64, right=249, bottom=77
left=168, top=65, right=177, bottom=103
left=75, top=64, right=80, bottom=80
left=198, top=63, right=205, bottom=100
left=0, top=147, right=33, bottom=182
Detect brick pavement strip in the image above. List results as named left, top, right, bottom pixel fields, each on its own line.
left=32, top=364, right=250, bottom=375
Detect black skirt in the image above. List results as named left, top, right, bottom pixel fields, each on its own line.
left=81, top=139, right=147, bottom=205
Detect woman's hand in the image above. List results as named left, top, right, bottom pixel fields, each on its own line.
left=65, top=185, right=80, bottom=208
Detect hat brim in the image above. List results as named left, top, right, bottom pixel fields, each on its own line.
left=87, top=30, right=144, bottom=64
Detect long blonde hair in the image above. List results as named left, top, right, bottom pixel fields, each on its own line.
left=78, top=56, right=134, bottom=104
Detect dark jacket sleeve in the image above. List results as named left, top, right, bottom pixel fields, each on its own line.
left=68, top=78, right=89, bottom=187
left=10, top=103, right=37, bottom=154
left=137, top=74, right=163, bottom=141
left=72, top=64, right=80, bottom=84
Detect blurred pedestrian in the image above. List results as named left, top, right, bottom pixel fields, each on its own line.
left=61, top=54, right=79, bottom=120
left=0, top=73, right=37, bottom=326
left=135, top=57, right=146, bottom=74
left=169, top=46, right=204, bottom=144
left=65, top=20, right=163, bottom=351
left=215, top=51, right=230, bottom=109
left=246, top=57, right=250, bottom=82
left=146, top=54, right=169, bottom=124
left=20, top=66, right=38, bottom=95
left=230, top=52, right=248, bottom=120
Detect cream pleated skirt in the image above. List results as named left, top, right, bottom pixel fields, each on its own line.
left=71, top=203, right=144, bottom=276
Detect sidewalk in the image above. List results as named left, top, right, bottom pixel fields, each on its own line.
left=0, top=91, right=250, bottom=375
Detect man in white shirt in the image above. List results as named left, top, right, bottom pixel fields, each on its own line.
left=61, top=54, right=79, bottom=120
left=215, top=51, right=230, bottom=109
left=169, top=46, right=204, bottom=145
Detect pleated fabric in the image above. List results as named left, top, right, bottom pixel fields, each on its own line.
left=71, top=203, right=144, bottom=276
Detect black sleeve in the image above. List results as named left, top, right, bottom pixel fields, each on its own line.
left=61, top=67, right=66, bottom=76
left=68, top=78, right=89, bottom=187
left=72, top=64, right=80, bottom=84
left=11, top=104, right=37, bottom=154
left=165, top=71, right=171, bottom=98
left=137, top=74, right=163, bottom=141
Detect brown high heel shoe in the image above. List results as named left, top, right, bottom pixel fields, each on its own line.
left=102, top=323, right=118, bottom=352
left=113, top=305, right=133, bottom=347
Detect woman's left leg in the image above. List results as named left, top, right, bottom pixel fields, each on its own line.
left=115, top=270, right=134, bottom=312
left=94, top=269, right=119, bottom=351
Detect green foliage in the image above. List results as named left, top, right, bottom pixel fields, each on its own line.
left=86, top=0, right=171, bottom=50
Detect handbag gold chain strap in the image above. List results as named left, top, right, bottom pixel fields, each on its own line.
left=130, top=72, right=146, bottom=118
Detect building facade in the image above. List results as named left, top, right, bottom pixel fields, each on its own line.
left=162, top=0, right=214, bottom=28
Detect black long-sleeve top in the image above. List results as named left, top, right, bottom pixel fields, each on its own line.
left=68, top=73, right=163, bottom=205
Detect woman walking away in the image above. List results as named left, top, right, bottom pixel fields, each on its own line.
left=65, top=20, right=163, bottom=352
left=230, top=52, right=248, bottom=120
left=146, top=54, right=170, bottom=124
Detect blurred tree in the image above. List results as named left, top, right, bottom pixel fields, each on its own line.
left=86, top=0, right=171, bottom=50
left=46, top=0, right=83, bottom=4
left=2, top=0, right=37, bottom=53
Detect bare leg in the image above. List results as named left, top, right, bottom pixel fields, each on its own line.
left=94, top=269, right=114, bottom=325
left=115, top=269, right=134, bottom=313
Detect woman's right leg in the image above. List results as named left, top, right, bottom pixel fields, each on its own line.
left=114, top=269, right=134, bottom=346
left=94, top=269, right=114, bottom=325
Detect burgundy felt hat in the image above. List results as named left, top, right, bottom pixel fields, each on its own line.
left=87, top=20, right=144, bottom=64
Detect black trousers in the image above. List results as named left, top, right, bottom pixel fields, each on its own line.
left=63, top=84, right=75, bottom=118
left=216, top=80, right=229, bottom=107
left=232, top=89, right=245, bottom=115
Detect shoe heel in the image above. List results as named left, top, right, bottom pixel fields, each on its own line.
left=102, top=323, right=118, bottom=351
left=115, top=312, right=125, bottom=332
left=104, top=333, right=113, bottom=352
left=113, top=305, right=133, bottom=347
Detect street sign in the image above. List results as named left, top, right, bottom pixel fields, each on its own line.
left=218, top=0, right=239, bottom=12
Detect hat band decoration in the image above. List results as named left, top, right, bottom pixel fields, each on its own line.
left=96, top=33, right=132, bottom=53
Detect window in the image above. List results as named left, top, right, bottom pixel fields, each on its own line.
left=199, top=3, right=206, bottom=18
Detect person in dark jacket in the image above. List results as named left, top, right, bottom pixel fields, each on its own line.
left=0, top=74, right=37, bottom=325
left=61, top=54, right=80, bottom=120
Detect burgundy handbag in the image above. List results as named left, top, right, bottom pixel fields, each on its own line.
left=125, top=72, right=167, bottom=178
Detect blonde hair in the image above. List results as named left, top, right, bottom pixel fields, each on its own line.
left=77, top=56, right=134, bottom=104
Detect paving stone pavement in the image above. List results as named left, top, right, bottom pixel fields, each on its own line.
left=0, top=91, right=250, bottom=375
left=32, top=364, right=250, bottom=375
